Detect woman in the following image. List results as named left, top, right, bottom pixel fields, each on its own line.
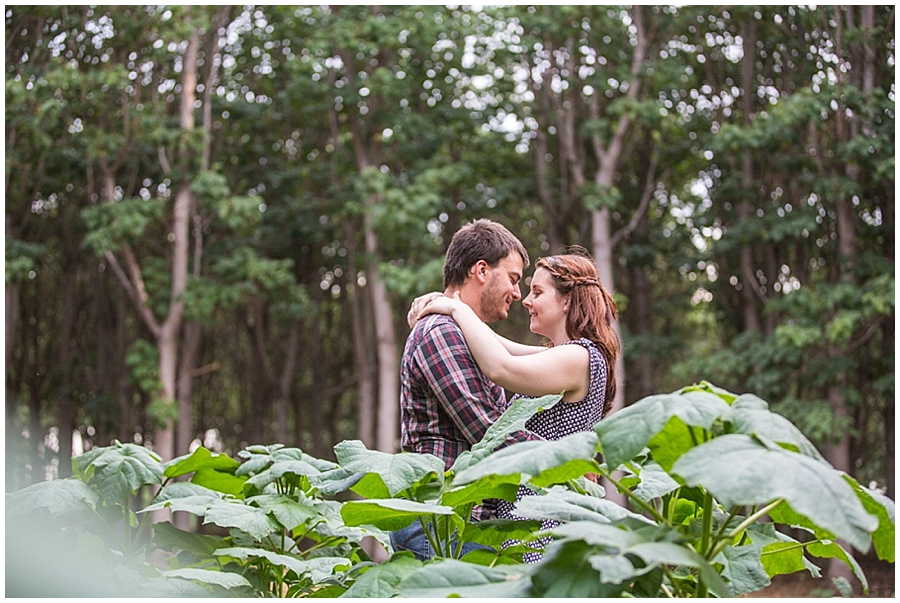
left=414, top=249, right=620, bottom=561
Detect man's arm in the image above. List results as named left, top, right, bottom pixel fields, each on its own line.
left=414, top=320, right=539, bottom=446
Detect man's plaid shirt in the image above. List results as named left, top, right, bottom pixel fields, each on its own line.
left=400, top=314, right=540, bottom=518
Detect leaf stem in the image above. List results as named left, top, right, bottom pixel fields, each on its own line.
left=598, top=467, right=668, bottom=524
left=707, top=498, right=785, bottom=560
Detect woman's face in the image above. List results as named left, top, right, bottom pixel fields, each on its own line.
left=522, top=267, right=568, bottom=340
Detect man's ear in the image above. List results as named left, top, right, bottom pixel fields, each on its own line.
left=470, top=260, right=490, bottom=284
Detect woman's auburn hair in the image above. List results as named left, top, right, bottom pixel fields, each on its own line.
left=536, top=251, right=620, bottom=414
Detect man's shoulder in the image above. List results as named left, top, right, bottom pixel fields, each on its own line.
left=409, top=314, right=460, bottom=341
left=405, top=314, right=465, bottom=360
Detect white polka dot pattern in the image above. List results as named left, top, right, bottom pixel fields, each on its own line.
left=496, top=338, right=608, bottom=563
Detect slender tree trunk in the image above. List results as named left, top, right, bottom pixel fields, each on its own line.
left=632, top=265, right=655, bottom=400
left=738, top=18, right=761, bottom=334
left=363, top=213, right=400, bottom=453
left=275, top=321, right=301, bottom=445
left=155, top=27, right=199, bottom=462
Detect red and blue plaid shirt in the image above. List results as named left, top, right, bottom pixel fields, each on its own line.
left=400, top=314, right=540, bottom=518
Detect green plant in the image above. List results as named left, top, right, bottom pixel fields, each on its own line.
left=6, top=383, right=894, bottom=597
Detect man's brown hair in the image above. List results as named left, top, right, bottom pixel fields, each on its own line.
left=443, top=219, right=529, bottom=289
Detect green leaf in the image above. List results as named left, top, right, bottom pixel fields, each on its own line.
left=191, top=468, right=247, bottom=498
left=395, top=559, right=532, bottom=598
left=453, top=431, right=598, bottom=486
left=730, top=394, right=823, bottom=460
left=249, top=494, right=319, bottom=531
left=720, top=543, right=771, bottom=595
left=73, top=442, right=163, bottom=502
left=329, top=440, right=445, bottom=498
left=647, top=415, right=701, bottom=472
left=758, top=540, right=806, bottom=577
left=596, top=390, right=731, bottom=471
left=153, top=481, right=225, bottom=502
left=163, top=446, right=240, bottom=479
left=440, top=475, right=520, bottom=511
left=452, top=393, right=562, bottom=473
left=512, top=486, right=653, bottom=525
left=340, top=499, right=455, bottom=532
left=672, top=434, right=878, bottom=552
left=631, top=460, right=681, bottom=502
left=204, top=500, right=281, bottom=541
left=845, top=479, right=895, bottom=562
left=550, top=521, right=732, bottom=597
left=151, top=521, right=223, bottom=556
left=531, top=539, right=624, bottom=597
left=142, top=493, right=223, bottom=517
left=6, top=479, right=99, bottom=516
left=460, top=518, right=542, bottom=548
left=162, top=568, right=251, bottom=590
left=806, top=540, right=868, bottom=593
left=339, top=554, right=422, bottom=598
left=215, top=547, right=347, bottom=582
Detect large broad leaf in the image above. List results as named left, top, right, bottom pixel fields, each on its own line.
left=152, top=520, right=224, bottom=556
left=327, top=440, right=445, bottom=498
left=191, top=467, right=247, bottom=498
left=142, top=493, right=223, bottom=517
left=846, top=478, right=895, bottom=562
left=453, top=431, right=598, bottom=487
left=243, top=459, right=323, bottom=494
left=306, top=498, right=392, bottom=551
left=440, top=474, right=520, bottom=511
left=339, top=554, right=422, bottom=598
left=204, top=500, right=282, bottom=541
left=512, top=486, right=654, bottom=526
left=460, top=518, right=543, bottom=548
left=718, top=543, right=771, bottom=595
left=340, top=499, right=455, bottom=532
left=395, top=558, right=532, bottom=598
left=249, top=493, right=319, bottom=532
left=531, top=539, right=628, bottom=597
left=730, top=394, right=823, bottom=460
left=6, top=479, right=99, bottom=517
left=215, top=547, right=348, bottom=582
left=595, top=391, right=731, bottom=471
left=163, top=446, right=240, bottom=479
left=672, top=434, right=878, bottom=552
left=152, top=481, right=226, bottom=503
left=630, top=460, right=681, bottom=502
left=806, top=539, right=868, bottom=593
left=162, top=568, right=251, bottom=590
left=549, top=521, right=732, bottom=598
left=72, top=442, right=163, bottom=502
left=452, top=393, right=562, bottom=473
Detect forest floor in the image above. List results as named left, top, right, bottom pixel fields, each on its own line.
left=745, top=552, right=894, bottom=598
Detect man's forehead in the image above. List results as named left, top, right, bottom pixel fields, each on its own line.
left=499, top=251, right=525, bottom=275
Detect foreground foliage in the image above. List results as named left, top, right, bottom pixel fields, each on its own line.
left=6, top=383, right=894, bottom=597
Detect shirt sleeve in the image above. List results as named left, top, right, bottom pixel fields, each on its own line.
left=413, top=319, right=540, bottom=447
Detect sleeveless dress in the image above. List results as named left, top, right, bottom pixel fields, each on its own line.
left=496, top=337, right=609, bottom=563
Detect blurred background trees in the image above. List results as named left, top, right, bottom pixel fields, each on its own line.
left=6, top=5, right=893, bottom=507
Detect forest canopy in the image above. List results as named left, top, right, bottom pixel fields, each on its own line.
left=5, top=5, right=894, bottom=502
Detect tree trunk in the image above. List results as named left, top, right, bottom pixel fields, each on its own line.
left=363, top=212, right=400, bottom=453
left=275, top=321, right=301, bottom=445
left=738, top=18, right=761, bottom=334
left=154, top=27, right=199, bottom=462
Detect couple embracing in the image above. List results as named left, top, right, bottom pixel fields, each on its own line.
left=393, top=219, right=620, bottom=562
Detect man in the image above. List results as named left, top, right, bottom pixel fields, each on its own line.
left=391, top=219, right=542, bottom=560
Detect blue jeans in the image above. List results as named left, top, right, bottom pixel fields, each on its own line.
left=390, top=519, right=493, bottom=561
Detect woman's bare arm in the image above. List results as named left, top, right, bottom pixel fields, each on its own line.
left=421, top=293, right=588, bottom=399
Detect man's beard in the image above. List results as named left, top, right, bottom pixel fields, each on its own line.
left=479, top=275, right=509, bottom=323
